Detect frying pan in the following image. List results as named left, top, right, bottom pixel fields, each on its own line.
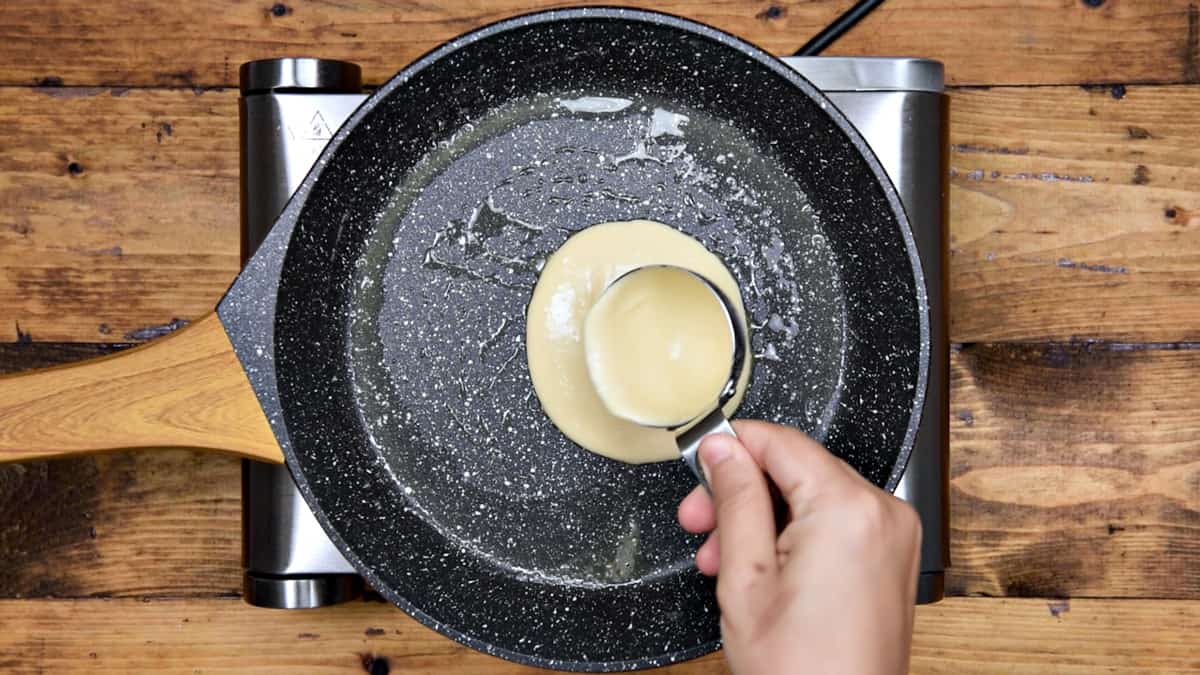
left=0, top=8, right=928, bottom=671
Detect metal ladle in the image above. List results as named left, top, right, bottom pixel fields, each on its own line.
left=586, top=265, right=750, bottom=490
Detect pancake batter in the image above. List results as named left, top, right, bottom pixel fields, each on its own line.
left=584, top=266, right=735, bottom=428
left=526, top=219, right=750, bottom=464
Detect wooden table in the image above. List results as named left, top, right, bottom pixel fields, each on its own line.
left=1, top=1, right=1197, bottom=672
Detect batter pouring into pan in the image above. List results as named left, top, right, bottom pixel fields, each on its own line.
left=525, top=219, right=751, bottom=463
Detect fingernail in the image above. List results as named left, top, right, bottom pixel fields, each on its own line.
left=699, top=435, right=734, bottom=474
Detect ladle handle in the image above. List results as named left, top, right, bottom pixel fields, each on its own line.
left=0, top=312, right=282, bottom=464
left=676, top=407, right=735, bottom=491
left=677, top=410, right=790, bottom=531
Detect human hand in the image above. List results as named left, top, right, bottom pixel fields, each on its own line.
left=677, top=420, right=921, bottom=675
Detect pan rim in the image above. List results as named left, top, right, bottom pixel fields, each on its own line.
left=269, top=6, right=930, bottom=671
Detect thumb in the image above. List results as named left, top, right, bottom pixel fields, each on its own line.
left=699, top=434, right=778, bottom=615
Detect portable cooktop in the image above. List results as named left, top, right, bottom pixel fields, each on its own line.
left=239, top=55, right=949, bottom=610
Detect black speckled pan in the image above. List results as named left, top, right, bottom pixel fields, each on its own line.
left=218, top=8, right=928, bottom=671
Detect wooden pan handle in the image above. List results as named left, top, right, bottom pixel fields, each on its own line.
left=0, top=312, right=283, bottom=464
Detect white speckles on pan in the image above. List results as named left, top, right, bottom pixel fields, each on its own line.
left=222, top=7, right=930, bottom=672
left=352, top=92, right=845, bottom=585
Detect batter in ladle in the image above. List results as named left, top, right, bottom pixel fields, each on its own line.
left=525, top=219, right=750, bottom=463
left=584, top=265, right=735, bottom=429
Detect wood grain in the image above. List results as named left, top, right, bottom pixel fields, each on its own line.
left=0, top=343, right=241, bottom=595
left=1, top=344, right=1196, bottom=599
left=911, top=597, right=1200, bottom=674
left=0, top=334, right=244, bottom=600
left=0, top=86, right=239, bottom=342
left=3, top=84, right=1200, bottom=343
left=0, top=451, right=242, bottom=599
left=0, top=1, right=1197, bottom=88
left=947, top=343, right=1200, bottom=599
left=0, top=313, right=281, bottom=463
left=0, top=597, right=1196, bottom=674
left=949, top=85, right=1200, bottom=343
left=0, top=343, right=243, bottom=595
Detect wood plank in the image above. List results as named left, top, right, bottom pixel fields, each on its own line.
left=0, top=87, right=239, bottom=342
left=0, top=1, right=1197, bottom=88
left=0, top=343, right=243, bottom=599
left=0, top=597, right=1196, bottom=673
left=947, top=343, right=1200, bottom=599
left=949, top=85, right=1200, bottom=343
left=1, top=344, right=1197, bottom=600
left=912, top=598, right=1200, bottom=674
left=2, top=84, right=1200, bottom=343
left=0, top=451, right=242, bottom=599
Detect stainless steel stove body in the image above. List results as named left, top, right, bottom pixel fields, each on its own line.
left=240, top=56, right=948, bottom=608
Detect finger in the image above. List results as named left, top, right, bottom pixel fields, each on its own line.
left=695, top=532, right=720, bottom=576
left=727, top=420, right=770, bottom=465
left=701, top=434, right=778, bottom=615
left=733, top=420, right=854, bottom=509
left=677, top=485, right=716, bottom=534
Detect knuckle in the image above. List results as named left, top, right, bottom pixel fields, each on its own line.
left=715, top=566, right=769, bottom=608
left=840, top=492, right=889, bottom=545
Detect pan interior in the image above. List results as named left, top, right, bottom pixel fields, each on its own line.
left=350, top=92, right=846, bottom=585
left=273, top=9, right=924, bottom=668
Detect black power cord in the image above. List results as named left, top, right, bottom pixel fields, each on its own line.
left=794, top=0, right=885, bottom=56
